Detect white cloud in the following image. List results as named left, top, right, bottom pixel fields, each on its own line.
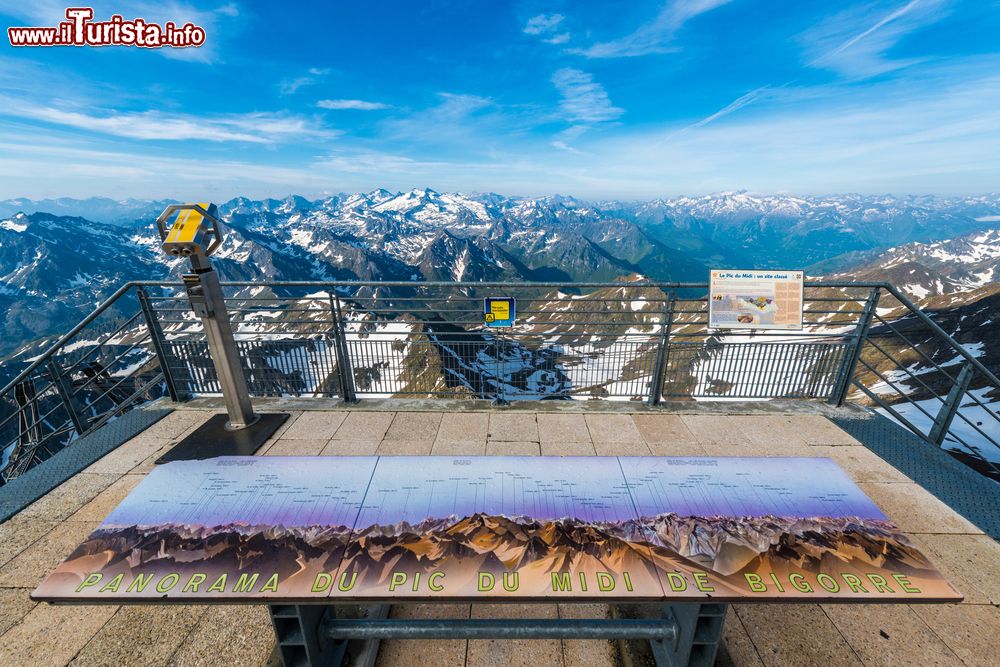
left=690, top=86, right=770, bottom=128
left=572, top=0, right=732, bottom=58
left=551, top=69, right=624, bottom=124
left=523, top=13, right=570, bottom=44
left=280, top=68, right=331, bottom=95
left=803, top=0, right=949, bottom=78
left=0, top=100, right=332, bottom=143
left=317, top=99, right=391, bottom=110
left=523, top=13, right=563, bottom=35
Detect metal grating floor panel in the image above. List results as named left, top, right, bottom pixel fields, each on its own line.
left=0, top=406, right=172, bottom=524
left=831, top=412, right=1000, bottom=539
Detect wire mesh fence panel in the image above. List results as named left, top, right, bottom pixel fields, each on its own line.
left=165, top=338, right=341, bottom=398
left=662, top=342, right=852, bottom=399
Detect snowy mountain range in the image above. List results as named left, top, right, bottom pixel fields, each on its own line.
left=1, top=189, right=999, bottom=358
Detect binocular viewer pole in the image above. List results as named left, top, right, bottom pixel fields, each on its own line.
left=154, top=203, right=287, bottom=463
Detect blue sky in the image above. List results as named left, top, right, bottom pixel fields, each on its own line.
left=1, top=0, right=999, bottom=200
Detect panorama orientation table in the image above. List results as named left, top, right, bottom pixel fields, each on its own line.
left=33, top=455, right=961, bottom=667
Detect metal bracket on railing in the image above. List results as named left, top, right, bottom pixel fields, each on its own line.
left=649, top=288, right=677, bottom=405
left=46, top=358, right=89, bottom=435
left=829, top=287, right=880, bottom=406
left=136, top=287, right=188, bottom=403
left=929, top=361, right=975, bottom=446
left=330, top=294, right=358, bottom=404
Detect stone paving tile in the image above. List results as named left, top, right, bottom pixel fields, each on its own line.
left=735, top=603, right=862, bottom=667
left=859, top=482, right=985, bottom=534
left=540, top=441, right=597, bottom=456
left=585, top=414, right=643, bottom=443
left=794, top=415, right=861, bottom=445
left=486, top=441, right=541, bottom=456
left=385, top=412, right=442, bottom=442
left=140, top=410, right=212, bottom=440
left=632, top=414, right=699, bottom=445
left=431, top=440, right=487, bottom=455
left=680, top=415, right=752, bottom=446
left=377, top=440, right=434, bottom=455
left=645, top=441, right=709, bottom=457
left=264, top=411, right=303, bottom=442
left=278, top=411, right=347, bottom=440
left=84, top=435, right=173, bottom=475
left=0, top=520, right=98, bottom=588
left=910, top=603, right=1000, bottom=667
left=377, top=603, right=470, bottom=667
left=537, top=414, right=592, bottom=443
left=823, top=603, right=962, bottom=666
left=16, top=473, right=118, bottom=523
left=332, top=412, right=395, bottom=441
left=260, top=439, right=328, bottom=456
left=467, top=604, right=563, bottom=667
left=698, top=440, right=817, bottom=458
left=717, top=608, right=764, bottom=667
left=68, top=474, right=144, bottom=522
left=557, top=604, right=617, bottom=667
left=729, top=416, right=814, bottom=447
left=437, top=412, right=489, bottom=443
left=0, top=599, right=118, bottom=667
left=808, top=446, right=911, bottom=483
left=131, top=441, right=180, bottom=474
left=168, top=604, right=275, bottom=667
left=321, top=440, right=380, bottom=456
left=909, top=533, right=1000, bottom=605
left=593, top=440, right=652, bottom=456
left=488, top=412, right=539, bottom=443
left=0, top=588, right=36, bottom=636
left=0, top=517, right=58, bottom=568
left=70, top=605, right=207, bottom=667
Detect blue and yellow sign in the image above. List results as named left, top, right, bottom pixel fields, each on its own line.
left=484, top=297, right=515, bottom=327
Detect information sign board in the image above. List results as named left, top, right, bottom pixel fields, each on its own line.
left=484, top=297, right=515, bottom=327
left=709, top=269, right=804, bottom=330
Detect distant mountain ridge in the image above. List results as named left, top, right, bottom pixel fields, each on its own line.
left=1, top=189, right=999, bottom=357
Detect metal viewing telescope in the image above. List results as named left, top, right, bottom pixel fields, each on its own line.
left=154, top=203, right=287, bottom=462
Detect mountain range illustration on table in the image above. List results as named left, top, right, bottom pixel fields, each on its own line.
left=32, top=456, right=961, bottom=603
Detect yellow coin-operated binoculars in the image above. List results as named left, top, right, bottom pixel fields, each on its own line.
left=153, top=203, right=288, bottom=462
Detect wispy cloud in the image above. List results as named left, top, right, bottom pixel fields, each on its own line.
left=803, top=0, right=949, bottom=78
left=551, top=68, right=623, bottom=124
left=280, top=68, right=331, bottom=96
left=523, top=13, right=570, bottom=44
left=572, top=0, right=732, bottom=58
left=0, top=99, right=332, bottom=143
left=690, top=86, right=770, bottom=128
left=317, top=99, right=391, bottom=110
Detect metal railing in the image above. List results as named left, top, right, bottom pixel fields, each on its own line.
left=0, top=280, right=997, bottom=484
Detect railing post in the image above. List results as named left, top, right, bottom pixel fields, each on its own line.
left=46, top=358, right=89, bottom=435
left=928, top=362, right=975, bottom=446
left=331, top=293, right=358, bottom=404
left=829, top=287, right=880, bottom=406
left=648, top=289, right=676, bottom=405
left=492, top=329, right=509, bottom=406
left=137, top=287, right=187, bottom=402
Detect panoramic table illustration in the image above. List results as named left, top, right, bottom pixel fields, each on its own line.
left=32, top=455, right=961, bottom=603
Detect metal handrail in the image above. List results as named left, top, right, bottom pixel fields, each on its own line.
left=1, top=279, right=997, bottom=485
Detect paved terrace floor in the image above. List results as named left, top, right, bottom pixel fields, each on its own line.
left=1, top=400, right=999, bottom=667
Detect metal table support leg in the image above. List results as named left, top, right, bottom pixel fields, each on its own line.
left=269, top=604, right=389, bottom=667
left=270, top=602, right=722, bottom=667
left=649, top=603, right=728, bottom=667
